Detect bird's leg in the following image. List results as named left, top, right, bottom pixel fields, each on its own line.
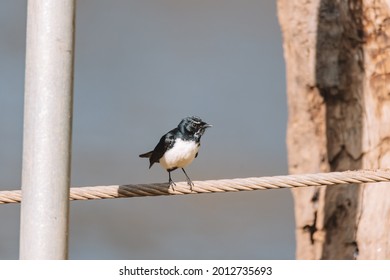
left=181, top=168, right=194, bottom=190
left=168, top=171, right=176, bottom=190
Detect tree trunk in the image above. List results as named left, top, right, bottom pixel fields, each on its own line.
left=277, top=0, right=390, bottom=259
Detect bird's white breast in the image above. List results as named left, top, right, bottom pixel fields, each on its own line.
left=159, top=139, right=200, bottom=170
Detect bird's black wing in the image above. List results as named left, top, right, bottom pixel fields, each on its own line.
left=148, top=129, right=177, bottom=168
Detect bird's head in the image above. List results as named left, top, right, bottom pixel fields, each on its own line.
left=178, top=116, right=212, bottom=139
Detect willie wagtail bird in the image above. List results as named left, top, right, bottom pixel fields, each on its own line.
left=139, top=116, right=211, bottom=190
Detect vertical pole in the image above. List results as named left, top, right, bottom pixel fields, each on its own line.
left=20, top=0, right=76, bottom=259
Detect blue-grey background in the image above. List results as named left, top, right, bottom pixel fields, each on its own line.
left=0, top=0, right=294, bottom=259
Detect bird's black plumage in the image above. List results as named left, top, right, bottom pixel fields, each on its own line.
left=139, top=116, right=211, bottom=189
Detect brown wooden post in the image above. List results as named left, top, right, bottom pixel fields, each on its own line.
left=277, top=0, right=390, bottom=259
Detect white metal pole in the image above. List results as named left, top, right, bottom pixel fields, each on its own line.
left=20, top=0, right=76, bottom=259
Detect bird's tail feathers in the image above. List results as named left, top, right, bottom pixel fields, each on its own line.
left=139, top=151, right=153, bottom=158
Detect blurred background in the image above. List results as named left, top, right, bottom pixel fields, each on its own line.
left=0, top=0, right=294, bottom=259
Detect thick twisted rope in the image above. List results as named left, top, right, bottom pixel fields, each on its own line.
left=1, top=169, right=390, bottom=205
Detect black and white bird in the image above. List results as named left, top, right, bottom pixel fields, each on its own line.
left=139, top=116, right=212, bottom=190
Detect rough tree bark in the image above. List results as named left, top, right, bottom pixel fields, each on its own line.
left=277, top=0, right=390, bottom=259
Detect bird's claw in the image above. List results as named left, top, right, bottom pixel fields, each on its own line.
left=187, top=180, right=194, bottom=191
left=169, top=179, right=176, bottom=191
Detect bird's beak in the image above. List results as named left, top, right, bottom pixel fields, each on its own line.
left=202, top=123, right=212, bottom=128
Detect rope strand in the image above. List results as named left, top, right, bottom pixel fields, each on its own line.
left=1, top=169, right=390, bottom=204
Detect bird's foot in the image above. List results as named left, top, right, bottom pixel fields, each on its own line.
left=186, top=179, right=194, bottom=191
left=181, top=168, right=194, bottom=191
left=169, top=179, right=176, bottom=191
